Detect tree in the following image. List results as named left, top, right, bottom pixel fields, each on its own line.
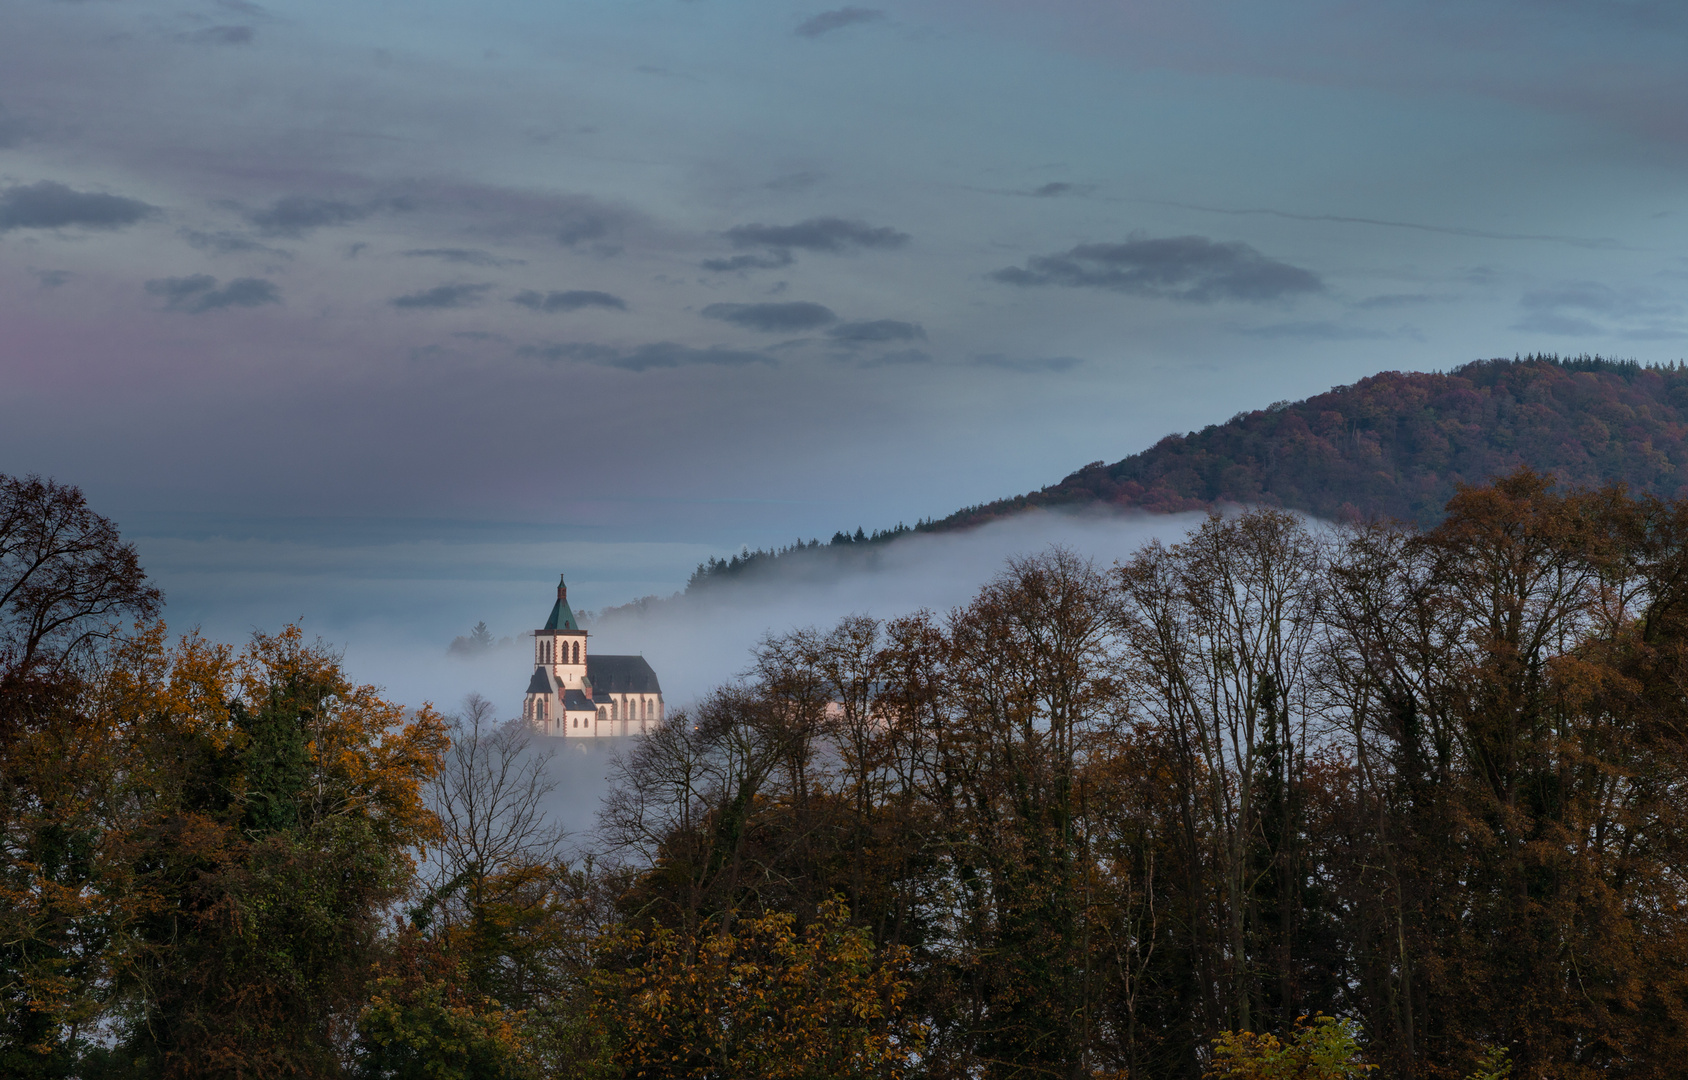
left=0, top=475, right=163, bottom=1076
left=596, top=899, right=920, bottom=1080
left=1208, top=1016, right=1373, bottom=1080
left=0, top=474, right=161, bottom=673
left=99, top=624, right=449, bottom=1078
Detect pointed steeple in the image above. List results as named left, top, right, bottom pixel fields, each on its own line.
left=543, top=571, right=578, bottom=631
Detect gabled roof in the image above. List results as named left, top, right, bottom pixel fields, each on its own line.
left=562, top=689, right=595, bottom=711
left=526, top=667, right=555, bottom=695
left=586, top=654, right=662, bottom=694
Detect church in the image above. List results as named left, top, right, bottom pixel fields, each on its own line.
left=521, top=573, right=665, bottom=738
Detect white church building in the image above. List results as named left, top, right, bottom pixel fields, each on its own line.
left=522, top=573, right=664, bottom=738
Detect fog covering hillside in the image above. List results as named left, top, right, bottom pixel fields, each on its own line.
left=651, top=355, right=1688, bottom=603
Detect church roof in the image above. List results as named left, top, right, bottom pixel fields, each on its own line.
left=526, top=667, right=555, bottom=695
left=544, top=597, right=578, bottom=631
left=586, top=654, right=662, bottom=694
left=562, top=689, right=594, bottom=711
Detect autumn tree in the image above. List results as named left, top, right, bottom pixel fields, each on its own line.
left=0, top=475, right=163, bottom=1076
left=596, top=899, right=921, bottom=1080
left=95, top=625, right=448, bottom=1078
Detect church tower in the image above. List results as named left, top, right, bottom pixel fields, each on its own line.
left=522, top=572, right=664, bottom=738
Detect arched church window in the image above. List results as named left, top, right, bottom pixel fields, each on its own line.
left=572, top=641, right=580, bottom=664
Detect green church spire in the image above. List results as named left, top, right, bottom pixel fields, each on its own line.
left=543, top=572, right=577, bottom=631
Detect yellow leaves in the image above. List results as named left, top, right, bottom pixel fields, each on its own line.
left=1208, top=1016, right=1374, bottom=1080
left=91, top=620, right=448, bottom=852
left=597, top=899, right=923, bottom=1080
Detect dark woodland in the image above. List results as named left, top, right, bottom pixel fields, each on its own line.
left=9, top=452, right=1688, bottom=1078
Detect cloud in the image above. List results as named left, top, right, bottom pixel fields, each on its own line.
left=858, top=349, right=932, bottom=367
left=390, top=283, right=492, bottom=309
left=972, top=353, right=1084, bottom=373
left=522, top=341, right=776, bottom=371
left=990, top=234, right=1322, bottom=303
left=404, top=248, right=526, bottom=267
left=145, top=275, right=281, bottom=313
left=826, top=319, right=925, bottom=343
left=245, top=198, right=365, bottom=236
left=1512, top=282, right=1686, bottom=339
left=701, top=301, right=838, bottom=332
left=1354, top=292, right=1457, bottom=309
left=0, top=181, right=157, bottom=233
left=1237, top=321, right=1396, bottom=340
left=796, top=7, right=884, bottom=37
left=701, top=250, right=796, bottom=273
left=181, top=228, right=290, bottom=257
left=177, top=25, right=254, bottom=45
left=764, top=171, right=824, bottom=192
left=1030, top=181, right=1094, bottom=197
left=558, top=215, right=613, bottom=246
left=511, top=289, right=627, bottom=313
left=0, top=106, right=32, bottom=149
left=723, top=216, right=910, bottom=253
left=244, top=196, right=396, bottom=237
left=32, top=269, right=72, bottom=289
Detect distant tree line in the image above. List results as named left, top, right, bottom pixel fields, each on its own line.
left=10, top=469, right=1688, bottom=1078
left=683, top=522, right=926, bottom=592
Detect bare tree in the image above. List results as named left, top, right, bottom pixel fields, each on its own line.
left=1115, top=509, right=1324, bottom=1035
left=421, top=693, right=568, bottom=929
left=0, top=474, right=162, bottom=672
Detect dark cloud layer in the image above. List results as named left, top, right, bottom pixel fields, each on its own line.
left=245, top=196, right=388, bottom=237
left=512, top=289, right=627, bottom=313
left=145, top=274, right=280, bottom=313
left=992, top=235, right=1322, bottom=303
left=0, top=181, right=157, bottom=233
left=523, top=341, right=775, bottom=371
left=404, top=248, right=525, bottom=267
left=723, top=216, right=910, bottom=253
left=827, top=319, right=925, bottom=343
left=701, top=250, right=796, bottom=273
left=796, top=8, right=884, bottom=37
left=701, top=301, right=838, bottom=332
left=181, top=229, right=289, bottom=257
left=390, top=283, right=492, bottom=309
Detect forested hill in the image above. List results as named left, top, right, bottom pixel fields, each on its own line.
left=935, top=354, right=1688, bottom=530
left=676, top=354, right=1687, bottom=593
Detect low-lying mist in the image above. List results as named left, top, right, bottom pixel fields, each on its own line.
left=520, top=508, right=1210, bottom=840
left=140, top=507, right=1212, bottom=840
left=582, top=507, right=1210, bottom=706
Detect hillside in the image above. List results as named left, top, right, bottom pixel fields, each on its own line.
left=933, top=354, right=1688, bottom=530
left=666, top=354, right=1688, bottom=596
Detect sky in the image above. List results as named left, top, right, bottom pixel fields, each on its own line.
left=5, top=0, right=1688, bottom=713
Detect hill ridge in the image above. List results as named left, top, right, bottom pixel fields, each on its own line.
left=669, top=353, right=1688, bottom=596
